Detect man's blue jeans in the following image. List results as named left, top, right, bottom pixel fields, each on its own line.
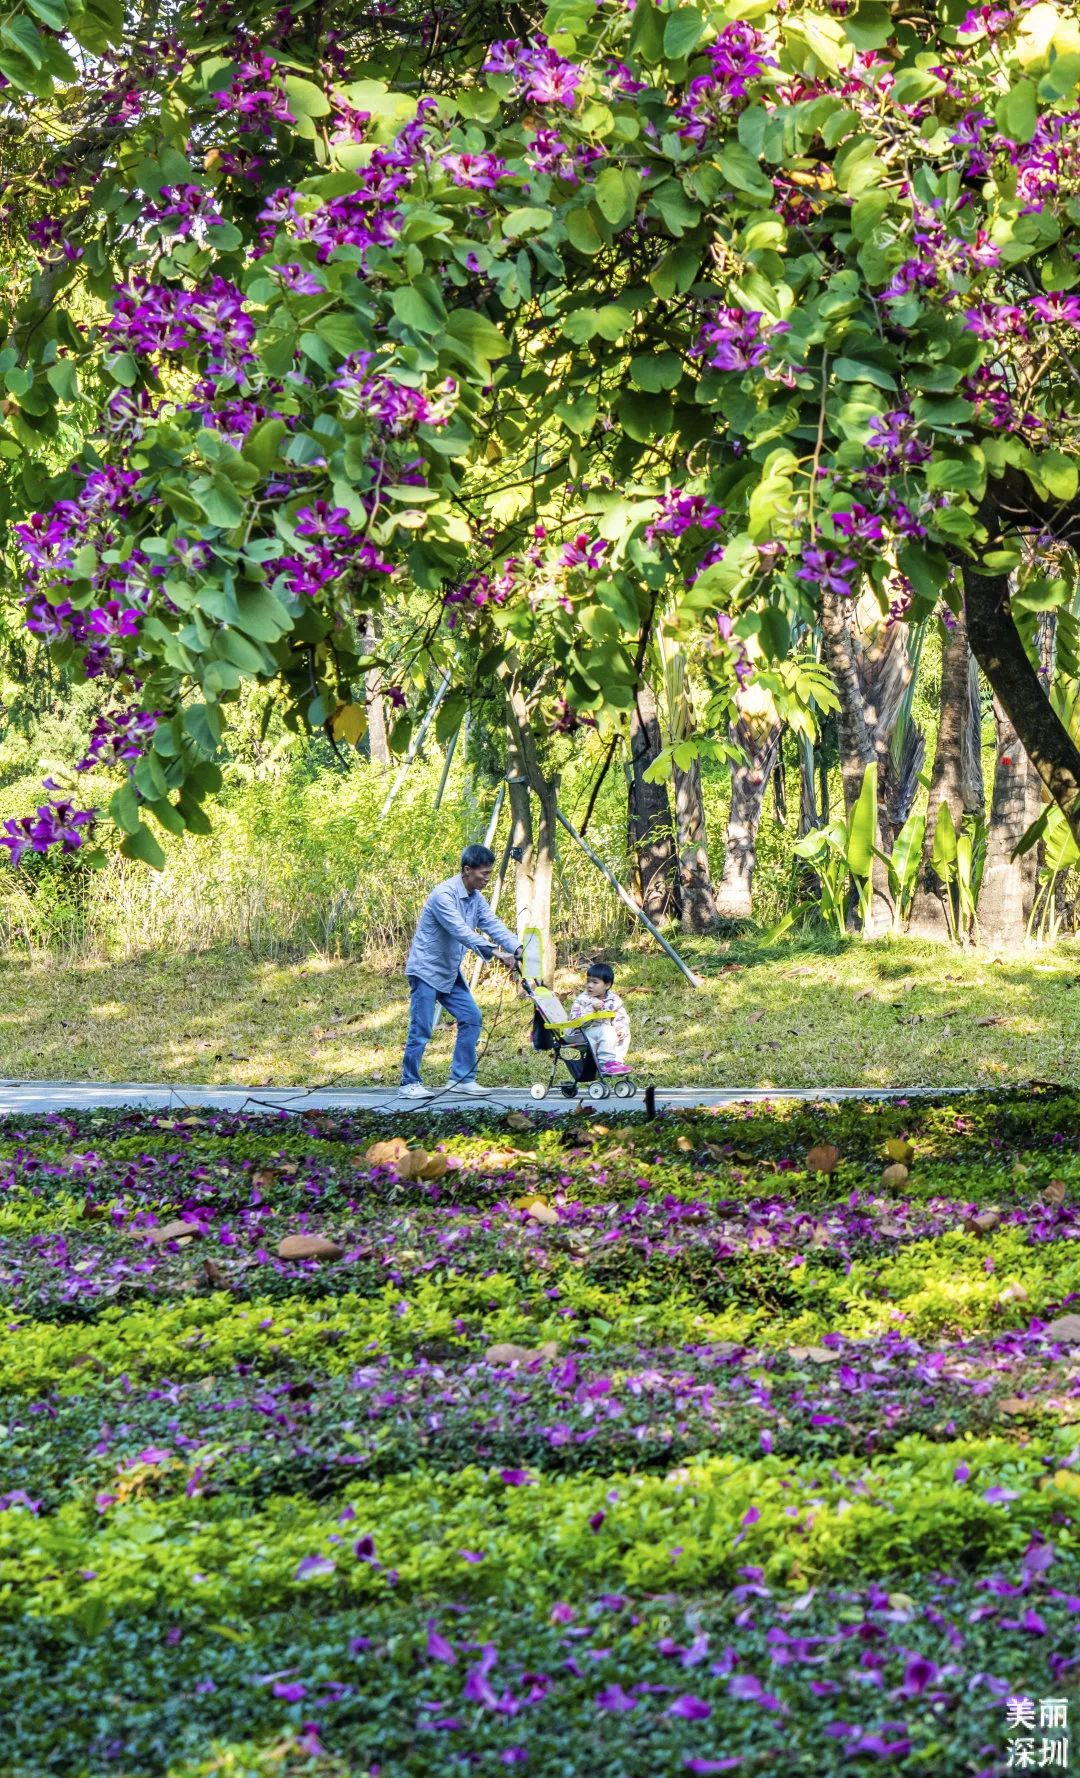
left=401, top=972, right=482, bottom=1085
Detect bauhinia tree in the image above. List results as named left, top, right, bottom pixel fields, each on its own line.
left=7, top=0, right=1080, bottom=883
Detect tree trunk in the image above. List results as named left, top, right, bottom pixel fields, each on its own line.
left=502, top=676, right=558, bottom=984
left=628, top=677, right=681, bottom=923
left=979, top=696, right=1039, bottom=946
left=910, top=609, right=983, bottom=938
left=663, top=644, right=719, bottom=932
left=798, top=732, right=819, bottom=837
left=716, top=715, right=781, bottom=921
left=964, top=552, right=1080, bottom=847
left=818, top=591, right=893, bottom=934
left=820, top=591, right=876, bottom=817
left=361, top=622, right=390, bottom=772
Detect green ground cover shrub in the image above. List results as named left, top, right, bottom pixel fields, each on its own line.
left=2, top=1090, right=1080, bottom=1774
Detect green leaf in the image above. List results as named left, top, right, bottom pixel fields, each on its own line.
left=0, top=15, right=44, bottom=67
left=996, top=79, right=1037, bottom=145
left=1030, top=450, right=1079, bottom=501
left=120, top=821, right=167, bottom=869
left=444, top=309, right=510, bottom=362
left=233, top=582, right=294, bottom=642
left=630, top=351, right=682, bottom=391
left=133, top=752, right=168, bottom=802
left=931, top=800, right=958, bottom=876
left=565, top=207, right=603, bottom=255
left=243, top=418, right=287, bottom=473
left=845, top=762, right=878, bottom=879
left=391, top=285, right=444, bottom=334
left=109, top=781, right=141, bottom=835
left=27, top=0, right=68, bottom=27
left=594, top=167, right=641, bottom=229
left=926, top=455, right=984, bottom=493
left=720, top=142, right=775, bottom=200
left=502, top=206, right=554, bottom=237
left=617, top=390, right=670, bottom=442
left=45, top=359, right=78, bottom=402
left=284, top=75, right=330, bottom=117
left=663, top=6, right=704, bottom=58
left=315, top=312, right=369, bottom=355
left=194, top=475, right=245, bottom=529
left=833, top=356, right=896, bottom=391
left=183, top=703, right=223, bottom=756
left=216, top=628, right=271, bottom=674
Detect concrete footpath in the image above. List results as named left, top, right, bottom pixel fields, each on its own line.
left=0, top=1078, right=978, bottom=1118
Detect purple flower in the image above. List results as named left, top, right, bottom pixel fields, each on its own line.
left=983, top=1486, right=1019, bottom=1504
left=668, top=1694, right=712, bottom=1720
left=900, top=1655, right=937, bottom=1695
left=795, top=547, right=859, bottom=597
left=294, top=1554, right=336, bottom=1579
left=694, top=307, right=788, bottom=373
left=484, top=37, right=582, bottom=108
left=426, top=1622, right=457, bottom=1664
left=272, top=1680, right=307, bottom=1701
left=595, top=1683, right=638, bottom=1712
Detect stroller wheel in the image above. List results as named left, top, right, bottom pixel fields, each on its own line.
left=560, top=1082, right=578, bottom=1099
left=614, top=1079, right=636, bottom=1099
left=530, top=1082, right=548, bottom=1101
left=588, top=1081, right=608, bottom=1101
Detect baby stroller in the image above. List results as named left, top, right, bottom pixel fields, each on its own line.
left=516, top=967, right=638, bottom=1101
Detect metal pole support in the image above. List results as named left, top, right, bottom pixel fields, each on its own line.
left=380, top=671, right=452, bottom=820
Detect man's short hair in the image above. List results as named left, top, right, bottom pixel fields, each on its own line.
left=462, top=844, right=496, bottom=870
left=587, top=960, right=615, bottom=986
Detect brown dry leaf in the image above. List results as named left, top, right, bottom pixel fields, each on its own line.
left=880, top=1163, right=909, bottom=1188
left=747, top=1009, right=766, bottom=1025
left=418, top=1152, right=449, bottom=1181
left=1042, top=1179, right=1067, bottom=1207
left=277, top=1234, right=344, bottom=1261
left=854, top=989, right=874, bottom=1004
left=144, top=1219, right=202, bottom=1246
left=966, top=1210, right=1002, bottom=1235
left=506, top=1111, right=534, bottom=1132
left=395, top=1149, right=432, bottom=1180
left=486, top=1341, right=559, bottom=1366
left=997, top=1282, right=1029, bottom=1305
left=252, top=1169, right=279, bottom=1191
left=999, top=1396, right=1030, bottom=1416
left=365, top=1138, right=411, bottom=1168
left=788, top=1345, right=842, bottom=1364
left=676, top=1136, right=694, bottom=1153
left=973, top=1015, right=1004, bottom=1028
left=885, top=1139, right=914, bottom=1167
left=876, top=1219, right=904, bottom=1237
left=527, top=1201, right=559, bottom=1226
left=1043, top=1313, right=1080, bottom=1343
left=805, top=1143, right=841, bottom=1175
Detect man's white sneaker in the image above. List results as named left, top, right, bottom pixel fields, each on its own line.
left=448, top=1079, right=489, bottom=1093
left=398, top=1082, right=433, bottom=1099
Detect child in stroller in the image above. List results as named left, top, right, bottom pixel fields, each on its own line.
left=520, top=960, right=637, bottom=1101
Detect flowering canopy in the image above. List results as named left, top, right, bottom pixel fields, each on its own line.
left=5, top=0, right=1080, bottom=862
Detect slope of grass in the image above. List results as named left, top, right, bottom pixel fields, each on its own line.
left=5, top=931, right=1078, bottom=1087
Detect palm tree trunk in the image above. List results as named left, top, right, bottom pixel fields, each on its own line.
left=910, top=610, right=983, bottom=937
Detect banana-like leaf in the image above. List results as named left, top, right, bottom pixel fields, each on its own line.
left=889, top=809, right=926, bottom=898
left=1043, top=802, right=1080, bottom=873
left=845, top=762, right=878, bottom=880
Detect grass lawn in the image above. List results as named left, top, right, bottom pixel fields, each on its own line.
left=2, top=932, right=1078, bottom=1088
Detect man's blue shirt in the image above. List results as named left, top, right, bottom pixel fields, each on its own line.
left=405, top=875, right=519, bottom=992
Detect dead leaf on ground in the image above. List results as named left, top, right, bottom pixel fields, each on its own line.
left=527, top=1201, right=558, bottom=1226
left=486, top=1342, right=559, bottom=1366
left=973, top=1016, right=1004, bottom=1028
left=277, top=1234, right=344, bottom=1261
left=395, top=1148, right=434, bottom=1180
left=1042, top=1180, right=1067, bottom=1208
left=880, top=1164, right=909, bottom=1188
left=1043, top=1313, right=1080, bottom=1343
left=364, top=1138, right=411, bottom=1168
left=997, top=1282, right=1028, bottom=1305
left=787, top=1345, right=842, bottom=1363
left=144, top=1219, right=202, bottom=1246
left=998, top=1396, right=1030, bottom=1416
left=854, top=989, right=874, bottom=1003
left=805, top=1143, right=841, bottom=1175
left=747, top=1010, right=766, bottom=1025
left=885, top=1139, right=914, bottom=1167
left=965, top=1210, right=1002, bottom=1235
left=506, top=1111, right=533, bottom=1132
